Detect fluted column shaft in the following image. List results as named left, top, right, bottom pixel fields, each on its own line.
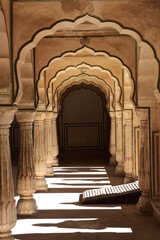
left=115, top=111, right=124, bottom=175
left=123, top=110, right=134, bottom=183
left=0, top=107, right=17, bottom=239
left=52, top=112, right=59, bottom=166
left=136, top=108, right=152, bottom=215
left=109, top=111, right=117, bottom=165
left=34, top=112, right=47, bottom=191
left=16, top=111, right=37, bottom=215
left=44, top=112, right=54, bottom=176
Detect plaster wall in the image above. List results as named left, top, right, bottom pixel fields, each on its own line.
left=13, top=0, right=160, bottom=61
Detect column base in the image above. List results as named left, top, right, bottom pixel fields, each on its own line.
left=0, top=231, right=14, bottom=240
left=46, top=166, right=54, bottom=176
left=17, top=196, right=37, bottom=216
left=109, top=156, right=117, bottom=166
left=52, top=157, right=59, bottom=166
left=36, top=177, right=48, bottom=192
left=137, top=193, right=153, bottom=215
left=124, top=175, right=134, bottom=184
left=115, top=164, right=125, bottom=176
left=0, top=237, right=14, bottom=240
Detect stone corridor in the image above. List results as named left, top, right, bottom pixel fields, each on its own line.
left=12, top=162, right=160, bottom=240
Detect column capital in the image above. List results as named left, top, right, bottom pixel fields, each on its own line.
left=34, top=111, right=46, bottom=121
left=123, top=109, right=132, bottom=123
left=16, top=110, right=35, bottom=123
left=115, top=111, right=123, bottom=119
left=109, top=111, right=115, bottom=119
left=0, top=106, right=17, bottom=126
left=135, top=108, right=149, bottom=122
left=52, top=112, right=58, bottom=120
left=45, top=112, right=53, bottom=121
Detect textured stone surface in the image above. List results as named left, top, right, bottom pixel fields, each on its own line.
left=34, top=112, right=48, bottom=191
left=16, top=111, right=37, bottom=215
left=0, top=107, right=17, bottom=238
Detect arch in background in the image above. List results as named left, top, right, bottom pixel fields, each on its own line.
left=14, top=14, right=159, bottom=106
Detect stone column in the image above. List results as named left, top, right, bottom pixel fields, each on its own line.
left=123, top=110, right=134, bottom=183
left=115, top=111, right=124, bottom=175
left=136, top=108, right=153, bottom=215
left=52, top=112, right=59, bottom=166
left=0, top=107, right=17, bottom=239
left=44, top=112, right=54, bottom=176
left=16, top=111, right=37, bottom=215
left=34, top=112, right=48, bottom=191
left=109, top=111, right=117, bottom=165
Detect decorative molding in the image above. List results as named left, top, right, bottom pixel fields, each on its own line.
left=80, top=36, right=90, bottom=45
left=64, top=123, right=102, bottom=150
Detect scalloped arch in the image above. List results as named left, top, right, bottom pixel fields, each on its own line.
left=48, top=62, right=120, bottom=88
left=44, top=63, right=122, bottom=111
left=50, top=74, right=114, bottom=112
left=56, top=79, right=111, bottom=113
left=15, top=14, right=159, bottom=105
left=37, top=45, right=130, bottom=83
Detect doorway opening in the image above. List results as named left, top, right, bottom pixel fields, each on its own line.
left=57, top=83, right=111, bottom=166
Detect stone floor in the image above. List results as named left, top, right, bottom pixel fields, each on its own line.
left=12, top=157, right=160, bottom=240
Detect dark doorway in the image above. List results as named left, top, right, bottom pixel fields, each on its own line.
left=57, top=83, right=111, bottom=165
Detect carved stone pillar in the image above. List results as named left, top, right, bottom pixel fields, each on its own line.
left=44, top=112, right=54, bottom=176
left=123, top=110, right=134, bottom=183
left=16, top=111, right=37, bottom=215
left=136, top=108, right=153, bottom=215
left=115, top=111, right=124, bottom=175
left=34, top=112, right=48, bottom=191
left=109, top=111, right=117, bottom=165
left=52, top=112, right=59, bottom=166
left=0, top=107, right=17, bottom=239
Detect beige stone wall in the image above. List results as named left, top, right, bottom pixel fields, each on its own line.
left=13, top=0, right=160, bottom=60
left=0, top=0, right=12, bottom=105
left=1, top=0, right=10, bottom=42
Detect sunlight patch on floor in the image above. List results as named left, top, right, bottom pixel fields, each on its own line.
left=54, top=172, right=107, bottom=175
left=13, top=165, right=131, bottom=239
left=46, top=177, right=111, bottom=188
left=12, top=218, right=132, bottom=235
left=15, top=193, right=121, bottom=210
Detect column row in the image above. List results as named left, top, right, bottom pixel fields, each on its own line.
left=109, top=108, right=152, bottom=215
left=0, top=109, right=59, bottom=239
